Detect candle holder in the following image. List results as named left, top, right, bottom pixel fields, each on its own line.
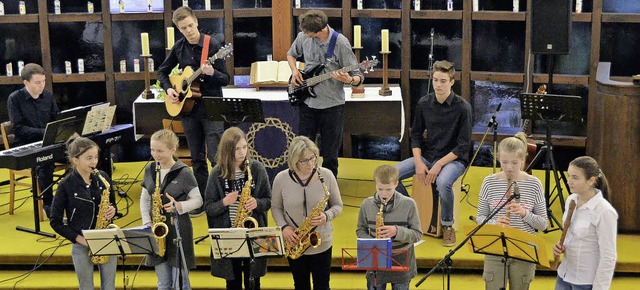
left=378, top=51, right=392, bottom=96
left=141, top=55, right=154, bottom=99
left=351, top=47, right=366, bottom=98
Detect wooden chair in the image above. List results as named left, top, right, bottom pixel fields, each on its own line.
left=1, top=121, right=66, bottom=220
left=162, top=119, right=193, bottom=167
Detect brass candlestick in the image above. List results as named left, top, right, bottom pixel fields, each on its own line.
left=379, top=51, right=392, bottom=96
left=142, top=55, right=154, bottom=99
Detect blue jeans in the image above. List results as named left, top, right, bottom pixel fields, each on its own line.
left=155, top=262, right=191, bottom=290
left=555, top=277, right=593, bottom=290
left=298, top=103, right=344, bottom=178
left=71, top=243, right=117, bottom=290
left=367, top=279, right=410, bottom=290
left=395, top=156, right=466, bottom=226
left=181, top=104, right=224, bottom=196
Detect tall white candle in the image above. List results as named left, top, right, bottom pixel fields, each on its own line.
left=167, top=27, right=175, bottom=49
left=353, top=25, right=361, bottom=48
left=381, top=29, right=389, bottom=53
left=141, top=33, right=150, bottom=56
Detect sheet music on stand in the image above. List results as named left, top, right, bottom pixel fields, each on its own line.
left=208, top=227, right=284, bottom=259
left=82, top=225, right=158, bottom=257
left=82, top=103, right=117, bottom=135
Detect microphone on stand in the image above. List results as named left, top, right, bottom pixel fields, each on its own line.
left=513, top=181, right=520, bottom=203
left=427, top=28, right=435, bottom=95
left=486, top=103, right=502, bottom=128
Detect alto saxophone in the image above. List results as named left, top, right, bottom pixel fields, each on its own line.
left=375, top=198, right=387, bottom=239
left=232, top=159, right=258, bottom=228
left=151, top=162, right=169, bottom=257
left=91, top=169, right=119, bottom=265
left=286, top=166, right=331, bottom=260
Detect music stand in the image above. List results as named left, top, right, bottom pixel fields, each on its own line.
left=520, top=92, right=582, bottom=232
left=202, top=97, right=265, bottom=127
left=342, top=238, right=409, bottom=289
left=83, top=226, right=157, bottom=290
left=209, top=227, right=284, bottom=290
left=466, top=224, right=550, bottom=290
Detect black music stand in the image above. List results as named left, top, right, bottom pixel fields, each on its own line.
left=415, top=183, right=519, bottom=289
left=202, top=97, right=265, bottom=127
left=16, top=117, right=83, bottom=238
left=209, top=227, right=284, bottom=290
left=83, top=226, right=157, bottom=290
left=467, top=224, right=550, bottom=290
left=520, top=92, right=582, bottom=232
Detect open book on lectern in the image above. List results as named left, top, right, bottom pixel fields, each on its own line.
left=208, top=227, right=284, bottom=259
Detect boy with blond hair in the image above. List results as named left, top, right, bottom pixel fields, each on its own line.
left=356, top=165, right=422, bottom=290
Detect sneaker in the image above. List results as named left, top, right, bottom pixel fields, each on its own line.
left=442, top=226, right=456, bottom=247
left=189, top=206, right=205, bottom=218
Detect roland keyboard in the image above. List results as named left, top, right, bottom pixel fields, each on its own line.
left=0, top=124, right=134, bottom=171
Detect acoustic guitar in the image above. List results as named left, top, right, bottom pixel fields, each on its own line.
left=165, top=43, right=233, bottom=117
left=287, top=58, right=378, bottom=106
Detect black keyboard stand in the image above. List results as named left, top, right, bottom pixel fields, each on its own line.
left=15, top=166, right=56, bottom=238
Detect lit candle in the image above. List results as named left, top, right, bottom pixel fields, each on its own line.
left=166, top=27, right=175, bottom=49
left=353, top=25, right=361, bottom=48
left=381, top=29, right=389, bottom=53
left=141, top=32, right=150, bottom=56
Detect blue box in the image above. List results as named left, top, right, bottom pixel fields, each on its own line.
left=357, top=238, right=393, bottom=269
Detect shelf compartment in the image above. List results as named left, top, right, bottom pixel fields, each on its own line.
left=292, top=8, right=342, bottom=18
left=48, top=13, right=102, bottom=22
left=0, top=14, right=39, bottom=23
left=411, top=10, right=462, bottom=20
left=52, top=73, right=106, bottom=83
left=233, top=8, right=272, bottom=18
left=472, top=11, right=525, bottom=22
left=111, top=13, right=164, bottom=21
left=351, top=9, right=401, bottom=19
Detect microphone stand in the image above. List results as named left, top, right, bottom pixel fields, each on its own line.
left=459, top=103, right=502, bottom=201
left=172, top=203, right=189, bottom=290
left=426, top=28, right=435, bottom=95
left=415, top=182, right=519, bottom=289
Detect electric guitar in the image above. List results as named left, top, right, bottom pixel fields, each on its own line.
left=165, top=43, right=233, bottom=117
left=287, top=58, right=379, bottom=106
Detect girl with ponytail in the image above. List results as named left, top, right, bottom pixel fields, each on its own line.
left=554, top=156, right=618, bottom=290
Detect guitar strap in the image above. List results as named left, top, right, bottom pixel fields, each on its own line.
left=325, top=30, right=339, bottom=61
left=201, top=34, right=211, bottom=66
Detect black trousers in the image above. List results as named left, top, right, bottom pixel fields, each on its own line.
left=298, top=103, right=344, bottom=178
left=287, top=246, right=332, bottom=290
left=226, top=258, right=261, bottom=290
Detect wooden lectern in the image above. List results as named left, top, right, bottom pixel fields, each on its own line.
left=590, top=62, right=640, bottom=232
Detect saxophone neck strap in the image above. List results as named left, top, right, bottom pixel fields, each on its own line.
left=154, top=164, right=186, bottom=202
left=290, top=168, right=316, bottom=188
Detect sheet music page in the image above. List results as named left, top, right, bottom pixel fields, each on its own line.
left=208, top=228, right=250, bottom=259
left=83, top=104, right=117, bottom=135
left=248, top=227, right=284, bottom=257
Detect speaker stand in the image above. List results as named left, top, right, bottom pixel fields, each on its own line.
left=546, top=54, right=555, bottom=92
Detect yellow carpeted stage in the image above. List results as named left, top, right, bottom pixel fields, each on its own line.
left=1, top=158, right=639, bottom=289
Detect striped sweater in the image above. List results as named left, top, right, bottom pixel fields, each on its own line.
left=476, top=174, right=548, bottom=233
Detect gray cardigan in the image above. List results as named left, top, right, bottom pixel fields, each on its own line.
left=356, top=191, right=423, bottom=284
left=141, top=161, right=199, bottom=269
left=271, top=167, right=343, bottom=256
left=204, top=160, right=272, bottom=280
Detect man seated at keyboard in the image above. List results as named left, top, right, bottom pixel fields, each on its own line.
left=7, top=63, right=59, bottom=218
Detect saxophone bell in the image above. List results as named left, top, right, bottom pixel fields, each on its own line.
left=242, top=216, right=259, bottom=229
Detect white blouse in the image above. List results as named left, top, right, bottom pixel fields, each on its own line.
left=557, top=191, right=618, bottom=290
